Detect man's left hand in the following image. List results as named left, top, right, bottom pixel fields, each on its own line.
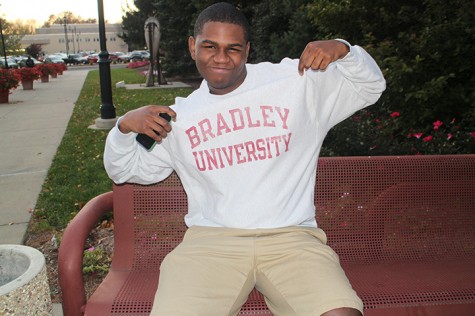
left=298, top=40, right=350, bottom=75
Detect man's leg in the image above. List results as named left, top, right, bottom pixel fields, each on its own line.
left=255, top=227, right=363, bottom=316
left=150, top=226, right=256, bottom=316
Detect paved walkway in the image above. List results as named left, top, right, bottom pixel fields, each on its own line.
left=0, top=69, right=90, bottom=315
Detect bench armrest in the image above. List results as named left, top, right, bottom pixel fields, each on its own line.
left=58, top=192, right=113, bottom=316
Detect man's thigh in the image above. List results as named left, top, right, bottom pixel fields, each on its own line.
left=150, top=226, right=256, bottom=316
left=255, top=227, right=363, bottom=316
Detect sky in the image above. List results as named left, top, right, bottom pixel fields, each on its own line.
left=0, top=0, right=136, bottom=25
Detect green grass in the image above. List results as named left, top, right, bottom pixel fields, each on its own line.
left=32, top=68, right=194, bottom=230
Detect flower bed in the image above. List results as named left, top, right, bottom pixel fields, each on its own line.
left=35, top=63, right=56, bottom=77
left=14, top=67, right=41, bottom=82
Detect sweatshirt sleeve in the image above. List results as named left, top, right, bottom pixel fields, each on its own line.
left=335, top=39, right=386, bottom=105
left=103, top=119, right=174, bottom=184
left=309, top=40, right=386, bottom=131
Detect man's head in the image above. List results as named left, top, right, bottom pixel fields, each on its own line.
left=194, top=2, right=250, bottom=43
left=189, top=2, right=250, bottom=95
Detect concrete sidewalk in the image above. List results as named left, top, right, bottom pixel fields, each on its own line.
left=0, top=69, right=90, bottom=315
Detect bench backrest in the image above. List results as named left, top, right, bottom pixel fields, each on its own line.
left=112, top=155, right=475, bottom=270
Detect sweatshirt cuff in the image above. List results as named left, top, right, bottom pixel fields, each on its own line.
left=108, top=116, right=138, bottom=148
left=334, top=38, right=352, bottom=60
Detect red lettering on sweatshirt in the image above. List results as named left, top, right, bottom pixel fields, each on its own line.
left=185, top=106, right=290, bottom=149
left=192, top=132, right=292, bottom=172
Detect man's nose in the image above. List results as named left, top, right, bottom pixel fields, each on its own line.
left=214, top=49, right=229, bottom=63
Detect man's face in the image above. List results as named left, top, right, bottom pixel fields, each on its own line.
left=189, top=21, right=250, bottom=95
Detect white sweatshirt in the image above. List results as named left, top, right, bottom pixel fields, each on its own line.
left=104, top=43, right=386, bottom=229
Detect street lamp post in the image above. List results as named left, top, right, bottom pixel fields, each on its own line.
left=0, top=19, right=8, bottom=68
left=77, top=31, right=81, bottom=53
left=69, top=26, right=76, bottom=53
left=63, top=17, right=69, bottom=55
left=92, top=0, right=116, bottom=128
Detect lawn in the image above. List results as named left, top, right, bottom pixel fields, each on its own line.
left=30, top=67, right=194, bottom=231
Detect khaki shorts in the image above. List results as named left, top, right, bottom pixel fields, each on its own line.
left=150, top=226, right=362, bottom=316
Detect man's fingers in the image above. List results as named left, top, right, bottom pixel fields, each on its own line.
left=298, top=44, right=312, bottom=75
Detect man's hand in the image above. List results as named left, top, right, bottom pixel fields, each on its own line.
left=298, top=40, right=350, bottom=75
left=118, top=105, right=176, bottom=142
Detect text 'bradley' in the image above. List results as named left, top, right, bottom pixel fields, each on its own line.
left=185, top=106, right=290, bottom=149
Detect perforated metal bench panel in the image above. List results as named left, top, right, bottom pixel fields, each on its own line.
left=84, top=155, right=475, bottom=315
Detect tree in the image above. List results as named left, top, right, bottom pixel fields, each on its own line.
left=25, top=44, right=43, bottom=59
left=154, top=0, right=197, bottom=75
left=119, top=0, right=157, bottom=52
left=0, top=18, right=23, bottom=55
left=305, top=0, right=475, bottom=129
left=42, top=12, right=97, bottom=27
left=120, top=0, right=474, bottom=144
left=9, top=19, right=36, bottom=35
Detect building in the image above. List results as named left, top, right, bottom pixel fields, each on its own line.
left=20, top=23, right=128, bottom=55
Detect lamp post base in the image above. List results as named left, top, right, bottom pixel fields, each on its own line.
left=88, top=117, right=118, bottom=130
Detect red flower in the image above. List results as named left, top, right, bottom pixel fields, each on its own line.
left=470, top=132, right=475, bottom=140
left=390, top=111, right=400, bottom=118
left=447, top=133, right=453, bottom=140
left=0, top=68, right=20, bottom=90
left=433, top=120, right=443, bottom=131
left=14, top=67, right=41, bottom=81
left=423, top=135, right=433, bottom=142
left=413, top=133, right=423, bottom=139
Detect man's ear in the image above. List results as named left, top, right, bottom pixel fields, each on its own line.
left=188, top=36, right=196, bottom=60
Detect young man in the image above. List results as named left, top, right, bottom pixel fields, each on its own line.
left=104, top=2, right=385, bottom=315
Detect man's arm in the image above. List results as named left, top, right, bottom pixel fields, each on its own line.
left=103, top=105, right=176, bottom=185
left=300, top=39, right=385, bottom=129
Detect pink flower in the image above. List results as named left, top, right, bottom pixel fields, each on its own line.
left=423, top=135, right=433, bottom=142
left=413, top=133, right=423, bottom=139
left=407, top=133, right=412, bottom=138
left=433, top=120, right=443, bottom=131
left=447, top=133, right=453, bottom=140
left=451, top=118, right=456, bottom=124
left=390, top=111, right=400, bottom=118
left=375, top=118, right=381, bottom=123
left=471, top=132, right=475, bottom=139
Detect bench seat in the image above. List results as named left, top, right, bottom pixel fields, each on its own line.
left=59, top=155, right=475, bottom=315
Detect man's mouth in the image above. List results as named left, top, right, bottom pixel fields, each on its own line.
left=210, top=67, right=231, bottom=73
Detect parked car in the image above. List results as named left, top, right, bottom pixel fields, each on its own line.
left=63, top=54, right=87, bottom=65
left=117, top=52, right=132, bottom=63
left=109, top=52, right=127, bottom=63
left=86, top=54, right=99, bottom=64
left=43, top=55, right=66, bottom=64
left=0, top=58, right=20, bottom=69
left=128, top=50, right=150, bottom=62
left=110, top=52, right=128, bottom=63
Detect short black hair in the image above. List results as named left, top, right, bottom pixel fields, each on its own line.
left=194, top=2, right=250, bottom=43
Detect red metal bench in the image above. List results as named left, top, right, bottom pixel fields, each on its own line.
left=59, top=155, right=475, bottom=315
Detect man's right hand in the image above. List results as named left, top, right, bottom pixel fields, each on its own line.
left=118, top=105, right=176, bottom=143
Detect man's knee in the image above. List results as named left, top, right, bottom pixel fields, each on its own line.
left=321, top=307, right=362, bottom=316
